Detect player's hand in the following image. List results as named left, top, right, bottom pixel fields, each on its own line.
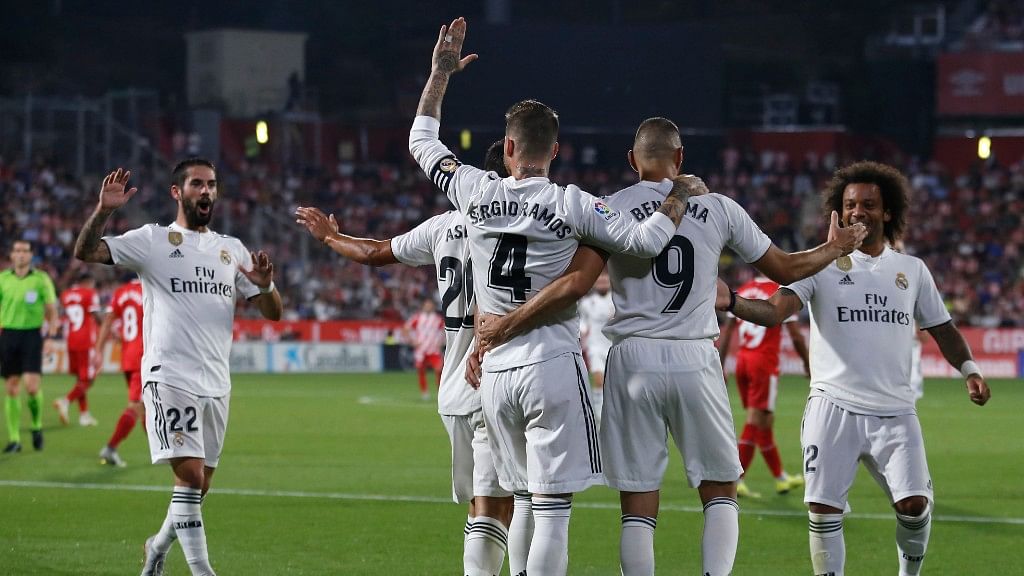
left=715, top=278, right=732, bottom=311
left=243, top=250, right=275, bottom=290
left=92, top=350, right=105, bottom=374
left=668, top=174, right=708, bottom=198
left=42, top=338, right=55, bottom=358
left=826, top=210, right=867, bottom=256
left=476, top=312, right=509, bottom=352
left=97, top=168, right=138, bottom=212
left=295, top=206, right=339, bottom=242
left=966, top=374, right=990, bottom=406
left=465, top=344, right=483, bottom=389
left=431, top=17, right=478, bottom=75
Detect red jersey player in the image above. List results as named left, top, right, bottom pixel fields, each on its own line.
left=54, top=273, right=101, bottom=426
left=95, top=276, right=144, bottom=467
left=719, top=276, right=810, bottom=497
left=404, top=299, right=445, bottom=401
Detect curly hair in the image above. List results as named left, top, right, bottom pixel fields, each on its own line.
left=822, top=161, right=910, bottom=244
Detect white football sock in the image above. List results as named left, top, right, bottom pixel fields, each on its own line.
left=507, top=492, right=533, bottom=576
left=170, top=487, right=216, bottom=576
left=896, top=503, right=931, bottom=576
left=809, top=511, right=845, bottom=576
left=702, top=497, right=739, bottom=576
left=464, top=515, right=508, bottom=576
left=620, top=514, right=656, bottom=576
left=527, top=496, right=572, bottom=576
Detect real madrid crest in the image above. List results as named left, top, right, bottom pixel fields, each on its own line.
left=836, top=255, right=852, bottom=272
left=895, top=272, right=909, bottom=290
left=220, top=250, right=232, bottom=265
left=173, top=432, right=184, bottom=447
left=439, top=157, right=459, bottom=173
left=168, top=231, right=183, bottom=246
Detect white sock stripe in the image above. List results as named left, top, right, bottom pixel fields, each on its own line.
left=531, top=497, right=572, bottom=511
left=897, top=514, right=931, bottom=530
left=621, top=514, right=657, bottom=529
left=703, top=497, right=739, bottom=512
left=469, top=523, right=509, bottom=547
left=513, top=491, right=532, bottom=501
left=808, top=520, right=844, bottom=534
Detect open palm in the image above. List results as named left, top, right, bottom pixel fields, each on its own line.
left=98, top=168, right=138, bottom=211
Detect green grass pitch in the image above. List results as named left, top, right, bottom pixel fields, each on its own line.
left=0, top=372, right=1020, bottom=574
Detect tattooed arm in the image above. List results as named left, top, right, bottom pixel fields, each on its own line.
left=731, top=288, right=804, bottom=328
left=75, top=168, right=137, bottom=264
left=656, top=174, right=708, bottom=227
left=415, top=17, right=478, bottom=121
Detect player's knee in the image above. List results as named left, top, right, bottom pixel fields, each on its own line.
left=894, top=496, right=929, bottom=516
left=808, top=502, right=843, bottom=515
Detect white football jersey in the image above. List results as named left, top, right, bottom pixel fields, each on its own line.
left=785, top=246, right=951, bottom=416
left=391, top=210, right=480, bottom=416
left=104, top=222, right=261, bottom=397
left=410, top=117, right=676, bottom=371
left=603, top=181, right=772, bottom=343
left=578, top=290, right=614, bottom=353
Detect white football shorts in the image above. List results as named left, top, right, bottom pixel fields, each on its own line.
left=601, top=337, right=742, bottom=491
left=480, top=352, right=603, bottom=494
left=801, top=395, right=933, bottom=510
left=143, top=382, right=229, bottom=468
left=440, top=409, right=511, bottom=503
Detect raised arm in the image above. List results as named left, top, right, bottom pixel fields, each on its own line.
left=925, top=321, right=991, bottom=406
left=296, top=207, right=398, bottom=266
left=477, top=246, right=608, bottom=351
left=731, top=287, right=804, bottom=328
left=416, top=17, right=477, bottom=121
left=75, top=168, right=138, bottom=264
left=751, top=211, right=867, bottom=285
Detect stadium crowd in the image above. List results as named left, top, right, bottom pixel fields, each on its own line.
left=0, top=145, right=1021, bottom=327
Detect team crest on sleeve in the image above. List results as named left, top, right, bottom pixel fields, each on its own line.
left=895, top=272, right=909, bottom=290
left=430, top=154, right=462, bottom=193
left=220, top=250, right=232, bottom=265
left=168, top=231, right=183, bottom=246
left=594, top=200, right=619, bottom=222
left=836, top=255, right=852, bottom=271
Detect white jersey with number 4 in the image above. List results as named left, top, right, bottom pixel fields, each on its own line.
left=603, top=181, right=772, bottom=343
left=410, top=116, right=677, bottom=372
left=104, top=222, right=261, bottom=397
left=785, top=246, right=950, bottom=416
left=392, top=210, right=479, bottom=416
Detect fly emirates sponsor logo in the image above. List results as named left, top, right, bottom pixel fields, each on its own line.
left=170, top=266, right=233, bottom=298
left=836, top=293, right=911, bottom=326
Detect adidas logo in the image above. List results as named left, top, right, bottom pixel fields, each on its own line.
left=168, top=249, right=184, bottom=259
left=838, top=274, right=854, bottom=285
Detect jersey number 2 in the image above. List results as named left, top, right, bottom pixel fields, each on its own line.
left=488, top=233, right=531, bottom=303
left=438, top=256, right=474, bottom=330
left=652, top=235, right=695, bottom=313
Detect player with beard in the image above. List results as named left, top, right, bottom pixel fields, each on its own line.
left=75, top=160, right=282, bottom=576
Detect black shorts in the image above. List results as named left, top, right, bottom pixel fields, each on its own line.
left=0, top=328, right=43, bottom=377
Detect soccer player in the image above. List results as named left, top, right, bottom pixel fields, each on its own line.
left=405, top=299, right=446, bottom=401
left=54, top=271, right=102, bottom=427
left=473, top=117, right=867, bottom=575
left=578, top=271, right=613, bottom=426
left=95, top=274, right=145, bottom=467
left=410, top=18, right=703, bottom=575
left=718, top=275, right=810, bottom=498
left=75, top=162, right=282, bottom=576
left=293, top=141, right=517, bottom=576
left=0, top=240, right=59, bottom=452
left=728, top=160, right=991, bottom=576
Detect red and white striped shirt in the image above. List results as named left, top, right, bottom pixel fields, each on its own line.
left=405, top=311, right=445, bottom=362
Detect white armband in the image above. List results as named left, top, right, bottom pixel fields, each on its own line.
left=960, top=360, right=982, bottom=379
left=259, top=281, right=276, bottom=295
